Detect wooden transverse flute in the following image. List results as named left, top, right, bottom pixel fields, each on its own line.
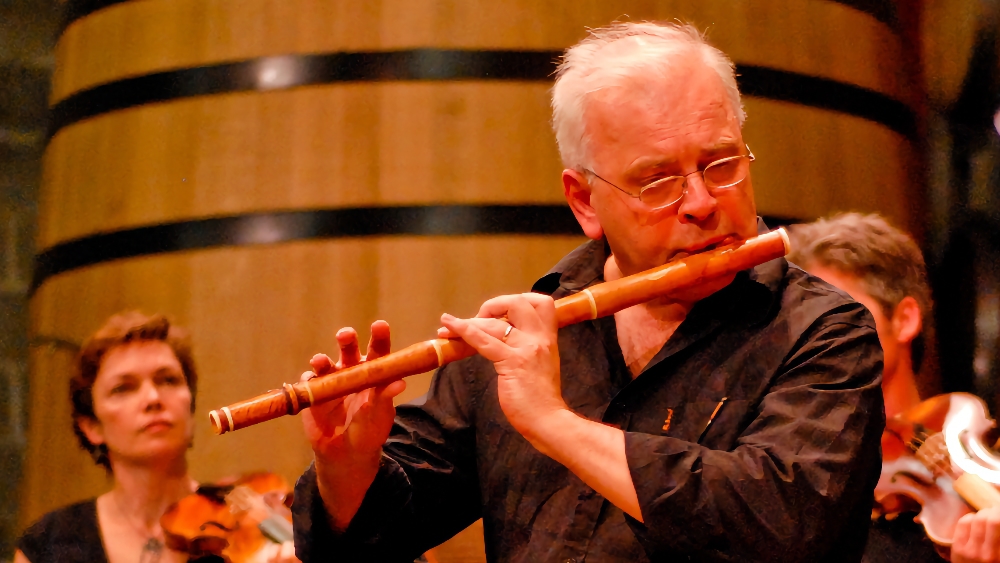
left=210, top=228, right=790, bottom=434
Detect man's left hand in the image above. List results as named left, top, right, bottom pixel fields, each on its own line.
left=439, top=292, right=644, bottom=521
left=438, top=292, right=568, bottom=442
left=952, top=507, right=1000, bottom=563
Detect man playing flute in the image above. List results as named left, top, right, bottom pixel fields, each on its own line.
left=291, top=22, right=885, bottom=562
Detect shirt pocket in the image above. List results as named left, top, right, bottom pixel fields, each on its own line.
left=640, top=399, right=734, bottom=444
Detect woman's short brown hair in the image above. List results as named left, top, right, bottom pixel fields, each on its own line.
left=70, top=311, right=198, bottom=470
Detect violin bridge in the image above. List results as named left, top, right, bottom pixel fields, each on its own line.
left=914, top=433, right=956, bottom=479
left=225, top=485, right=256, bottom=518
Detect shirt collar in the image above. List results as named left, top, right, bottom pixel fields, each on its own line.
left=531, top=237, right=608, bottom=297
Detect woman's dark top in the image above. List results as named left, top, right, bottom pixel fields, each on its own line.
left=18, top=499, right=108, bottom=563
left=17, top=499, right=224, bottom=563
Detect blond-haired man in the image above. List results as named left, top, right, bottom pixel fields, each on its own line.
left=791, top=213, right=1000, bottom=563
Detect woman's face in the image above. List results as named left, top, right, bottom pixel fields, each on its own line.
left=80, top=340, right=194, bottom=467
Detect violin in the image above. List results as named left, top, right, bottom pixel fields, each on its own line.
left=876, top=393, right=1000, bottom=547
left=160, top=472, right=294, bottom=562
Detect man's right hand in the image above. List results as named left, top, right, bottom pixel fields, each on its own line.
left=951, top=506, right=1000, bottom=563
left=299, top=320, right=405, bottom=530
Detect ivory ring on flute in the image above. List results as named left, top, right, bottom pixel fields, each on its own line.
left=777, top=228, right=791, bottom=254
left=502, top=324, right=513, bottom=342
left=432, top=339, right=445, bottom=366
left=221, top=407, right=234, bottom=432
left=582, top=288, right=598, bottom=320
left=283, top=382, right=300, bottom=414
left=303, top=379, right=315, bottom=405
left=209, top=410, right=222, bottom=433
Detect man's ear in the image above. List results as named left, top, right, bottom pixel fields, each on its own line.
left=891, top=296, right=923, bottom=345
left=562, top=169, right=604, bottom=240
left=77, top=415, right=105, bottom=448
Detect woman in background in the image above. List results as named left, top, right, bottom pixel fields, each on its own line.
left=14, top=311, right=296, bottom=563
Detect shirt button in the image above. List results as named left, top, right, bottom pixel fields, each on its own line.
left=562, top=559, right=577, bottom=563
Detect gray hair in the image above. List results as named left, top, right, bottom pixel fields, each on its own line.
left=551, top=22, right=746, bottom=171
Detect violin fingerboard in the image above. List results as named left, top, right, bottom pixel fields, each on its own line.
left=259, top=515, right=294, bottom=544
left=914, top=433, right=955, bottom=479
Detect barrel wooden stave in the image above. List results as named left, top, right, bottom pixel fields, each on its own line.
left=921, top=0, right=983, bottom=107
left=52, top=0, right=906, bottom=106
left=41, top=82, right=562, bottom=248
left=743, top=97, right=918, bottom=231
left=42, top=91, right=920, bottom=249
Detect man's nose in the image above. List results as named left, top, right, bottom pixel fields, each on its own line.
left=676, top=173, right=717, bottom=223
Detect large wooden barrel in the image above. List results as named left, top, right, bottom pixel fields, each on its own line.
left=25, top=1, right=920, bottom=558
left=921, top=0, right=984, bottom=109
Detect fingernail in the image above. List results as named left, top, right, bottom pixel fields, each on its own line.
left=441, top=313, right=455, bottom=321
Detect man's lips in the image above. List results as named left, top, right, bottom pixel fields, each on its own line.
left=671, top=235, right=739, bottom=261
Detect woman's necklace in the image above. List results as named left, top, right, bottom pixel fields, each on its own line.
left=111, top=491, right=165, bottom=563
left=139, top=538, right=164, bottom=563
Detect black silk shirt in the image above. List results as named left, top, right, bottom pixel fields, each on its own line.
left=292, top=234, right=885, bottom=562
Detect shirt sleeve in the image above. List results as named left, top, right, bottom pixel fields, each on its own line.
left=623, top=309, right=885, bottom=562
left=292, top=356, right=487, bottom=562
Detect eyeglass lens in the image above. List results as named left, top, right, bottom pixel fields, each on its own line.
left=638, top=155, right=751, bottom=207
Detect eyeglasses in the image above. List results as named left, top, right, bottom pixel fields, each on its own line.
left=584, top=146, right=755, bottom=210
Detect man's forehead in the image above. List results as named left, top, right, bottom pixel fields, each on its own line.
left=587, top=69, right=737, bottom=132
left=626, top=138, right=742, bottom=168
left=587, top=93, right=740, bottom=160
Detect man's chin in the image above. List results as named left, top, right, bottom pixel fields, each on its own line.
left=667, top=274, right=736, bottom=303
